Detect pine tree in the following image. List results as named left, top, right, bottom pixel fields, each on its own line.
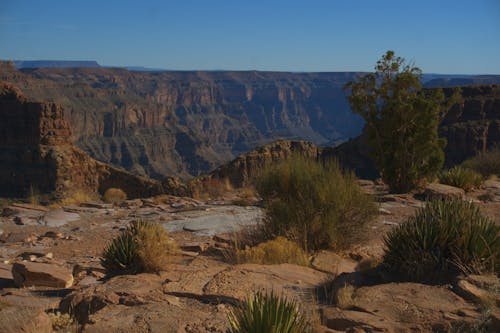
left=345, top=51, right=457, bottom=192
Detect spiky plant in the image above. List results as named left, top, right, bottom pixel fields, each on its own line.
left=101, top=232, right=139, bottom=273
left=228, top=290, right=311, bottom=333
left=101, top=220, right=177, bottom=275
left=383, top=199, right=500, bottom=283
left=438, top=166, right=483, bottom=191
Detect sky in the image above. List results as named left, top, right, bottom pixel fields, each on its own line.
left=1, top=0, right=499, bottom=74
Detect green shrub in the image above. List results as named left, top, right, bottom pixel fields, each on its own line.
left=103, top=188, right=127, bottom=204
left=102, top=220, right=177, bottom=274
left=235, top=237, right=309, bottom=266
left=228, top=290, right=311, bottom=333
left=438, top=166, right=483, bottom=191
left=383, top=199, right=500, bottom=283
left=461, top=148, right=500, bottom=177
left=256, top=155, right=376, bottom=252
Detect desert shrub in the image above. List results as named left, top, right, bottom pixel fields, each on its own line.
left=256, top=155, right=376, bottom=252
left=383, top=199, right=500, bottom=283
left=235, top=237, right=309, bottom=266
left=461, top=148, right=500, bottom=177
left=102, top=220, right=177, bottom=274
left=103, top=188, right=127, bottom=204
left=228, top=290, right=311, bottom=333
left=438, top=166, right=483, bottom=191
left=334, top=284, right=355, bottom=309
left=57, top=188, right=98, bottom=206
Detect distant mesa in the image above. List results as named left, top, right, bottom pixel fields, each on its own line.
left=13, top=60, right=101, bottom=69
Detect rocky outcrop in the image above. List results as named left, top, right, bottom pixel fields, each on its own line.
left=440, top=85, right=500, bottom=165
left=11, top=262, right=74, bottom=288
left=0, top=62, right=364, bottom=179
left=0, top=82, right=165, bottom=198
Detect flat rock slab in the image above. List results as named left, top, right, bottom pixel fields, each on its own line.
left=311, top=251, right=357, bottom=275
left=425, top=183, right=465, bottom=200
left=11, top=261, right=74, bottom=288
left=322, top=282, right=480, bottom=332
left=163, top=205, right=263, bottom=236
left=40, top=209, right=80, bottom=227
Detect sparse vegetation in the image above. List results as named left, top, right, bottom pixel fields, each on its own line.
left=383, top=199, right=500, bottom=282
left=228, top=290, right=311, bottom=333
left=235, top=237, right=309, bottom=266
left=334, top=284, right=355, bottom=309
left=438, top=166, right=483, bottom=191
left=56, top=188, right=98, bottom=206
left=191, top=177, right=232, bottom=200
left=461, top=147, right=500, bottom=177
left=256, top=155, right=376, bottom=252
left=103, top=188, right=127, bottom=205
left=102, top=220, right=177, bottom=274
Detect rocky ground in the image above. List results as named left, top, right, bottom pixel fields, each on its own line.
left=0, top=180, right=499, bottom=332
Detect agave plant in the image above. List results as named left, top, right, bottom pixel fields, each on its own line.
left=101, top=232, right=139, bottom=273
left=383, top=199, right=499, bottom=282
left=228, top=290, right=310, bottom=333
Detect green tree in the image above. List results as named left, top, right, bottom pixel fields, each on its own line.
left=345, top=50, right=456, bottom=192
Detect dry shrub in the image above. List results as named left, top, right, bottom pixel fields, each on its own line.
left=335, top=284, right=355, bottom=309
left=135, top=221, right=178, bottom=273
left=235, top=237, right=309, bottom=266
left=257, top=155, right=376, bottom=252
left=102, top=220, right=177, bottom=274
left=461, top=147, right=500, bottom=178
left=192, top=177, right=232, bottom=200
left=57, top=188, right=98, bottom=206
left=103, top=188, right=127, bottom=204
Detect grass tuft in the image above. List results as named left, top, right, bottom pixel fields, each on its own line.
left=103, top=188, right=127, bottom=205
left=235, top=237, right=309, bottom=266
left=438, top=166, right=483, bottom=191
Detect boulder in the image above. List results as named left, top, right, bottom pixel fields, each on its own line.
left=425, top=183, right=465, bottom=200
left=11, top=261, right=74, bottom=288
left=455, top=275, right=500, bottom=307
left=311, top=250, right=358, bottom=275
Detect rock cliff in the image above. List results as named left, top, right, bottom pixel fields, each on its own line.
left=0, top=62, right=363, bottom=179
left=0, top=82, right=164, bottom=198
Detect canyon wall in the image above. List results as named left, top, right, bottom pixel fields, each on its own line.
left=0, top=62, right=363, bottom=179
left=0, top=82, right=164, bottom=198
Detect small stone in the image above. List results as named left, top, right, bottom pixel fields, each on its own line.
left=45, top=252, right=54, bottom=259
left=43, top=231, right=64, bottom=239
left=378, top=207, right=392, bottom=215
left=13, top=216, right=26, bottom=225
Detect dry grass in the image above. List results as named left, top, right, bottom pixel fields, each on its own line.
left=55, top=188, right=98, bottom=207
left=48, top=311, right=79, bottom=332
left=103, top=188, right=127, bottom=204
left=334, top=284, right=355, bottom=309
left=191, top=177, right=233, bottom=200
left=135, top=221, right=178, bottom=273
left=235, top=237, right=309, bottom=266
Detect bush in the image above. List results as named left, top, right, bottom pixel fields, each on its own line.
left=461, top=148, right=500, bottom=177
left=102, top=220, right=177, bottom=274
left=228, top=290, right=311, bottom=333
left=235, top=237, right=309, bottom=266
left=383, top=199, right=500, bottom=283
left=438, top=166, right=483, bottom=191
left=103, top=188, right=127, bottom=204
left=256, top=156, right=376, bottom=252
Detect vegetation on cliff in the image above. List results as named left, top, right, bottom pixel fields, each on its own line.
left=345, top=51, right=458, bottom=192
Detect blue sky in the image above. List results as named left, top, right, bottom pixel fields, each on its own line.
left=1, top=0, right=499, bottom=74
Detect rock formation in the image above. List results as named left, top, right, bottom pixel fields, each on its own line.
left=0, top=82, right=164, bottom=198
left=0, top=62, right=364, bottom=179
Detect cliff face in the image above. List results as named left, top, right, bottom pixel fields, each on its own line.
left=0, top=82, right=164, bottom=198
left=440, top=85, right=500, bottom=165
left=0, top=62, right=363, bottom=179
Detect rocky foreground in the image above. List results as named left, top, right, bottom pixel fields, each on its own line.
left=1, top=181, right=499, bottom=332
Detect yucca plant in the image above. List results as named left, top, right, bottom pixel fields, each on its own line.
left=101, top=232, right=139, bottom=273
left=228, top=290, right=311, bottom=333
left=438, top=166, right=483, bottom=191
left=101, top=220, right=177, bottom=275
left=383, top=199, right=500, bottom=283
